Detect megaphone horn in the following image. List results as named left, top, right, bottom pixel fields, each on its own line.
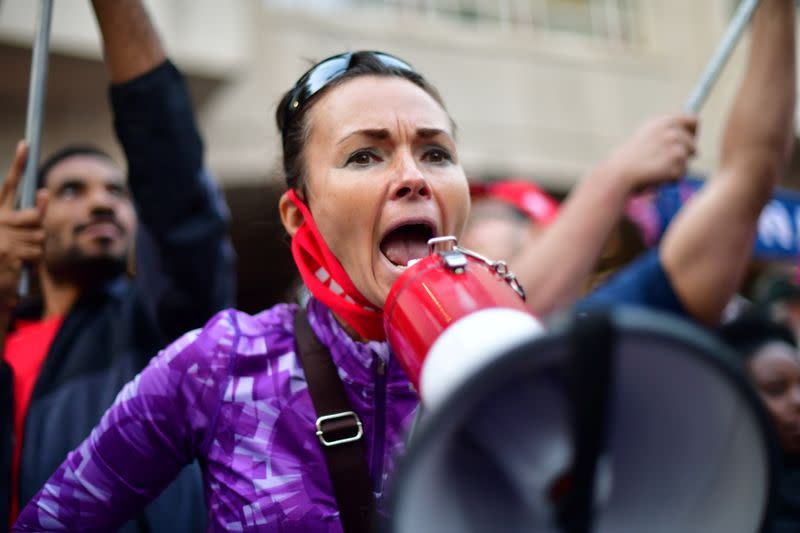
left=387, top=308, right=780, bottom=533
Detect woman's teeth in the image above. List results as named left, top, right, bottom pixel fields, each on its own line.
left=392, top=258, right=422, bottom=271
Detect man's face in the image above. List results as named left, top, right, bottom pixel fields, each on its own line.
left=41, top=154, right=136, bottom=283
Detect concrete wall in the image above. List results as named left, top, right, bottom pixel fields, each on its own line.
left=0, top=0, right=797, bottom=192
left=0, top=0, right=249, bottom=171
left=203, top=0, right=771, bottom=190
left=0, top=0, right=250, bottom=74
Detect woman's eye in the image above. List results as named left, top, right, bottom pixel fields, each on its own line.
left=346, top=150, right=380, bottom=166
left=423, top=148, right=453, bottom=164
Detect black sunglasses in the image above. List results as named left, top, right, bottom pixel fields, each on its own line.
left=281, top=51, right=415, bottom=132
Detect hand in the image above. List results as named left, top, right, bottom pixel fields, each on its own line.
left=602, top=113, right=698, bottom=193
left=0, top=142, right=47, bottom=311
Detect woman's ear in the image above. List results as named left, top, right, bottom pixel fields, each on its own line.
left=279, top=190, right=304, bottom=238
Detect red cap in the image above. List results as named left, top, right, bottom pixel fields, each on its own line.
left=470, top=180, right=560, bottom=225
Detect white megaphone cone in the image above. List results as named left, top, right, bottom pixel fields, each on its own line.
left=383, top=236, right=545, bottom=409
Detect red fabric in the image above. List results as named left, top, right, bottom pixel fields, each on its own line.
left=4, top=315, right=62, bottom=526
left=470, top=180, right=560, bottom=225
left=287, top=190, right=385, bottom=340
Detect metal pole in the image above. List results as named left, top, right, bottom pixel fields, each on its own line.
left=685, top=0, right=762, bottom=113
left=18, top=0, right=54, bottom=296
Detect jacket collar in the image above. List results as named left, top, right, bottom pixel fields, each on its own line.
left=305, top=298, right=411, bottom=389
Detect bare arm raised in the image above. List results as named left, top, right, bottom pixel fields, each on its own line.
left=661, top=0, right=796, bottom=325
left=90, top=0, right=166, bottom=83
left=513, top=113, right=697, bottom=315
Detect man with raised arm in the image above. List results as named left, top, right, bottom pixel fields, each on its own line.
left=0, top=0, right=234, bottom=530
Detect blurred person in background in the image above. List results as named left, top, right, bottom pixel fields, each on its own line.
left=13, top=0, right=795, bottom=530
left=463, top=179, right=559, bottom=264
left=462, top=113, right=701, bottom=316
left=757, top=274, right=800, bottom=342
left=464, top=179, right=648, bottom=294
left=720, top=311, right=800, bottom=532
left=0, top=0, right=234, bottom=530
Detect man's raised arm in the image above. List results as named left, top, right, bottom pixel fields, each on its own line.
left=91, top=0, right=235, bottom=337
left=90, top=0, right=165, bottom=83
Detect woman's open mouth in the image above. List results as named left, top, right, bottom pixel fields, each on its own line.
left=379, top=220, right=436, bottom=269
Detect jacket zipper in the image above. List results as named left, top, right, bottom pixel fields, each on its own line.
left=370, top=356, right=387, bottom=496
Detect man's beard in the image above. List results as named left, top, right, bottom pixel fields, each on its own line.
left=45, top=246, right=128, bottom=287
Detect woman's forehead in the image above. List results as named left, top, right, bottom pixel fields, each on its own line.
left=309, top=75, right=452, bottom=138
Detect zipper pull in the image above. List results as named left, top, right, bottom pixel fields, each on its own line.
left=376, top=356, right=386, bottom=376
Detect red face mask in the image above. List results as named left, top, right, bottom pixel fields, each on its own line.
left=287, top=189, right=386, bottom=341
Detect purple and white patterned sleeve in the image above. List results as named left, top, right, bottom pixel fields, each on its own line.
left=13, top=311, right=238, bottom=532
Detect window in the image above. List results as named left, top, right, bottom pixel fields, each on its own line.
left=264, top=0, right=638, bottom=42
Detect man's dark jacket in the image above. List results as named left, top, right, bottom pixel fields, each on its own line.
left=0, top=61, right=235, bottom=532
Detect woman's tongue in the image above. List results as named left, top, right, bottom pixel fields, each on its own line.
left=380, top=229, right=430, bottom=267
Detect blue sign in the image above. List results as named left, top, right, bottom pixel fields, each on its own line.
left=637, top=177, right=800, bottom=261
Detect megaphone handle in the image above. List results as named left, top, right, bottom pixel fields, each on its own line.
left=557, top=313, right=616, bottom=533
left=18, top=0, right=54, bottom=297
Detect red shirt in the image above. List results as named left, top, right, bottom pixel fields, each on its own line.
left=3, top=315, right=62, bottom=525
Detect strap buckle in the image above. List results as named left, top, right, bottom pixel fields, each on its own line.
left=316, top=411, right=364, bottom=447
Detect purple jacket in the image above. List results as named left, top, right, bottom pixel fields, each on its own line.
left=14, top=299, right=420, bottom=532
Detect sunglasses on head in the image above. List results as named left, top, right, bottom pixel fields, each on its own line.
left=281, top=51, right=416, bottom=132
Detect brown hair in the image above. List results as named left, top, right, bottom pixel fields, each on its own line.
left=275, top=51, right=452, bottom=193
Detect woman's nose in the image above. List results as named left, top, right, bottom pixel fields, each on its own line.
left=391, top=156, right=431, bottom=200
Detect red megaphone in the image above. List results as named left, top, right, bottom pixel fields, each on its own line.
left=384, top=236, right=545, bottom=407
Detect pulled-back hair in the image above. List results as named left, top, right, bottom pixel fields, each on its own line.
left=275, top=51, right=450, bottom=193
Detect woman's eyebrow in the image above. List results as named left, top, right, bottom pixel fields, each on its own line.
left=337, top=128, right=390, bottom=145
left=417, top=128, right=450, bottom=139
left=336, top=127, right=452, bottom=146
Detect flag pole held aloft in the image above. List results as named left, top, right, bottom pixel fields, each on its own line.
left=18, top=0, right=54, bottom=296
left=685, top=0, right=762, bottom=113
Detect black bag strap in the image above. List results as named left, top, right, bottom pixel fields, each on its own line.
left=294, top=308, right=376, bottom=533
